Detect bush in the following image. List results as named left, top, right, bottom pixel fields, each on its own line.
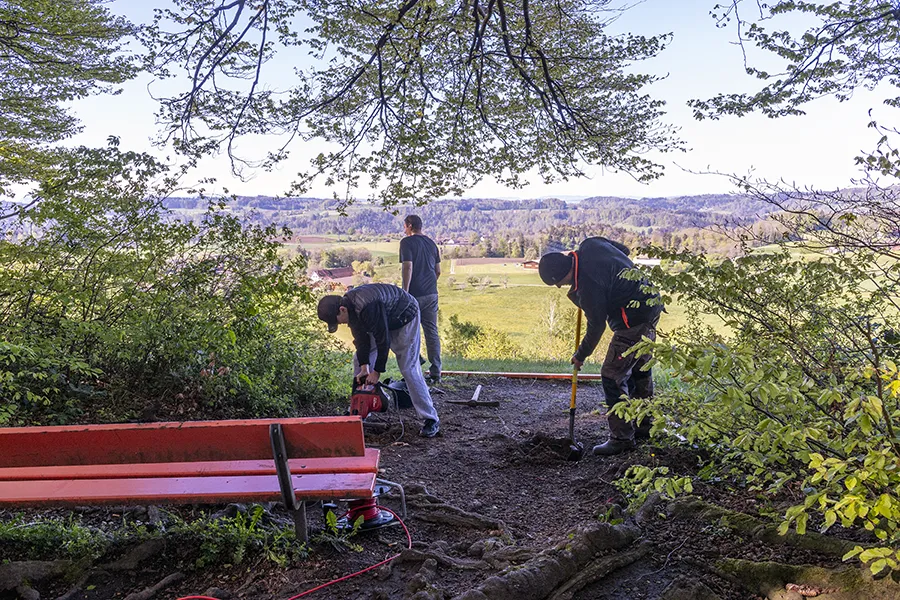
left=0, top=341, right=101, bottom=425
left=0, top=144, right=346, bottom=425
left=466, top=327, right=521, bottom=360
left=628, top=246, right=900, bottom=574
left=443, top=314, right=482, bottom=356
left=443, top=314, right=521, bottom=359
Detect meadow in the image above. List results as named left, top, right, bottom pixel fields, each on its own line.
left=286, top=236, right=402, bottom=264
left=312, top=238, right=702, bottom=375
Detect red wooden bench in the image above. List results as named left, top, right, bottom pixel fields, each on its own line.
left=0, top=416, right=405, bottom=542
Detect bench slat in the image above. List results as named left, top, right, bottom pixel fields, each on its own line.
left=0, top=417, right=366, bottom=467
left=0, top=448, right=380, bottom=482
left=0, top=473, right=376, bottom=508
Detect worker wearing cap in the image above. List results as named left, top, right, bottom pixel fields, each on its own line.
left=317, top=283, right=440, bottom=438
left=539, top=237, right=663, bottom=455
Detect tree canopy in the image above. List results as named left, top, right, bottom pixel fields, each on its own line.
left=0, top=0, right=135, bottom=201
left=144, top=0, right=680, bottom=206
left=691, top=1, right=900, bottom=120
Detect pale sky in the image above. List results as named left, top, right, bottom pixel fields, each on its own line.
left=67, top=0, right=892, bottom=200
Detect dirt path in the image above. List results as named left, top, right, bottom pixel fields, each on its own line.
left=2, top=377, right=894, bottom=600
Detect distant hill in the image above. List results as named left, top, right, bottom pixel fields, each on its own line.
left=163, top=193, right=775, bottom=240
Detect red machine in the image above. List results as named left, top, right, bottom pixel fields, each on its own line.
left=349, top=383, right=390, bottom=419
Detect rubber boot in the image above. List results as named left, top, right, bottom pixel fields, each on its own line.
left=592, top=414, right=636, bottom=456
left=633, top=416, right=653, bottom=440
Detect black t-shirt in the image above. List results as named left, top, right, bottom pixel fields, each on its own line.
left=399, top=234, right=440, bottom=297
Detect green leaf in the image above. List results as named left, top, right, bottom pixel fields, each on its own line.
left=859, top=548, right=883, bottom=563
left=870, top=559, right=888, bottom=575
left=795, top=513, right=808, bottom=535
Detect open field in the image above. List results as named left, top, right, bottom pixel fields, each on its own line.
left=327, top=253, right=711, bottom=373
left=439, top=271, right=700, bottom=338
left=287, top=237, right=404, bottom=264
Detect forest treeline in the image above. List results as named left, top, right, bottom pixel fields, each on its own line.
left=165, top=194, right=781, bottom=257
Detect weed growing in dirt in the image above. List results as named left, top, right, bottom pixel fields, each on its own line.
left=313, top=510, right=364, bottom=553
left=0, top=515, right=115, bottom=562
left=595, top=505, right=625, bottom=526
left=168, top=506, right=307, bottom=568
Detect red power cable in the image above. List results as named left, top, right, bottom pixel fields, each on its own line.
left=176, top=506, right=412, bottom=600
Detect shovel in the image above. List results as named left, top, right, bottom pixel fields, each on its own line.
left=447, top=385, right=499, bottom=407
left=566, top=308, right=586, bottom=461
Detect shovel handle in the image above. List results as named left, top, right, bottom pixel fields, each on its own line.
left=570, top=308, right=582, bottom=410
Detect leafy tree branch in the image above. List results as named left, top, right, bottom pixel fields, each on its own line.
left=145, top=0, right=681, bottom=206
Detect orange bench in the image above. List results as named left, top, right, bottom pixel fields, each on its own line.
left=0, top=416, right=404, bottom=541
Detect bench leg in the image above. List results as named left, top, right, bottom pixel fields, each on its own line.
left=293, top=503, right=308, bottom=543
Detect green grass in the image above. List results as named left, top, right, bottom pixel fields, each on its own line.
left=312, top=245, right=719, bottom=375
left=288, top=239, right=403, bottom=263
left=440, top=355, right=603, bottom=375
left=439, top=267, right=701, bottom=340
left=330, top=260, right=711, bottom=361
left=439, top=281, right=553, bottom=343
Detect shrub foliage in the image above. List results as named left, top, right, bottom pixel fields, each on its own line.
left=625, top=246, right=900, bottom=573
left=0, top=143, right=345, bottom=425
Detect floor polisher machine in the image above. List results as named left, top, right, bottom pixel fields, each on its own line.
left=331, top=382, right=406, bottom=532
left=349, top=381, right=391, bottom=419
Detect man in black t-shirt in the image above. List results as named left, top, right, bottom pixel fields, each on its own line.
left=400, top=215, right=442, bottom=382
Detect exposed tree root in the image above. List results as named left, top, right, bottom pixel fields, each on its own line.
left=451, top=521, right=640, bottom=600
left=122, top=572, right=184, bottom=600
left=0, top=560, right=75, bottom=592
left=397, top=547, right=491, bottom=571
left=482, top=544, right=536, bottom=568
left=405, top=485, right=506, bottom=531
left=412, top=503, right=505, bottom=531
left=716, top=558, right=900, bottom=600
left=665, top=497, right=861, bottom=558
left=102, top=539, right=166, bottom=572
left=659, top=576, right=723, bottom=600
left=632, top=492, right=666, bottom=526
left=57, top=570, right=108, bottom=600
left=547, top=542, right=650, bottom=600
left=363, top=421, right=391, bottom=435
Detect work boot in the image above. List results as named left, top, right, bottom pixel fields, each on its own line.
left=633, top=416, right=653, bottom=440
left=592, top=437, right=636, bottom=455
left=593, top=414, right=636, bottom=456
left=419, top=419, right=440, bottom=438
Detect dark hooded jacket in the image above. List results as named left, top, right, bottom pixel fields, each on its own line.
left=342, top=284, right=418, bottom=372
left=567, top=237, right=663, bottom=362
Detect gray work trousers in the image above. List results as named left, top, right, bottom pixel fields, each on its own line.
left=353, top=313, right=439, bottom=424
left=415, top=293, right=441, bottom=378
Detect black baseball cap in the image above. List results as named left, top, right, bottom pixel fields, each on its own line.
left=538, top=252, right=574, bottom=286
left=317, top=295, right=343, bottom=333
